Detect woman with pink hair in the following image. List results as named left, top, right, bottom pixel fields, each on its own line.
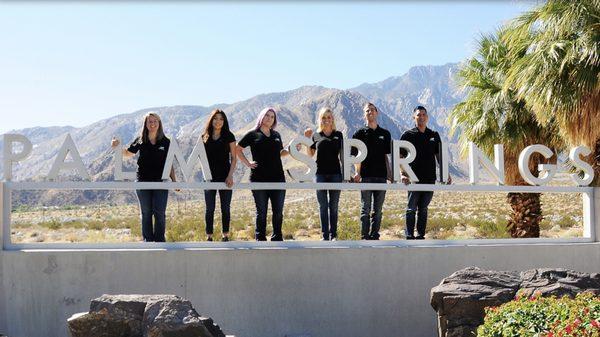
left=236, top=107, right=290, bottom=241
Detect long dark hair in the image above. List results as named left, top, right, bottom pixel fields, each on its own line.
left=139, top=112, right=165, bottom=144
left=202, top=109, right=231, bottom=142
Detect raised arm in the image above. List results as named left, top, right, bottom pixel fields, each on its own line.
left=111, top=138, right=135, bottom=159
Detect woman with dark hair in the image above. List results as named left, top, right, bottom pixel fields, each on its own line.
left=236, top=107, right=290, bottom=241
left=303, top=107, right=344, bottom=241
left=202, top=109, right=236, bottom=242
left=111, top=112, right=176, bottom=242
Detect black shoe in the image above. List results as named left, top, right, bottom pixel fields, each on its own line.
left=415, top=235, right=425, bottom=240
left=207, top=237, right=213, bottom=242
left=256, top=236, right=267, bottom=241
left=406, top=236, right=416, bottom=240
left=222, top=236, right=229, bottom=242
left=271, top=236, right=283, bottom=242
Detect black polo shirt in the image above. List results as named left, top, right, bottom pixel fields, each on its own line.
left=311, top=130, right=343, bottom=175
left=127, top=136, right=171, bottom=182
left=204, top=130, right=236, bottom=182
left=400, top=127, right=440, bottom=184
left=351, top=126, right=391, bottom=179
left=238, top=129, right=285, bottom=183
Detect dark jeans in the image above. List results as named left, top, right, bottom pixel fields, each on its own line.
left=360, top=177, right=387, bottom=240
left=405, top=191, right=434, bottom=238
left=252, top=189, right=286, bottom=241
left=204, top=189, right=233, bottom=235
left=316, top=174, right=342, bottom=240
left=135, top=189, right=169, bottom=242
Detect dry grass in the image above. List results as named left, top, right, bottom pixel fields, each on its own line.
left=10, top=188, right=584, bottom=243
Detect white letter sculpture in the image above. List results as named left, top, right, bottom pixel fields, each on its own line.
left=342, top=139, right=367, bottom=181
left=518, top=144, right=557, bottom=186
left=113, top=138, right=136, bottom=181
left=162, top=138, right=212, bottom=182
left=468, top=142, right=505, bottom=185
left=392, top=140, right=419, bottom=183
left=440, top=141, right=450, bottom=183
left=288, top=136, right=317, bottom=182
left=568, top=146, right=594, bottom=186
left=3, top=134, right=33, bottom=181
left=48, top=134, right=91, bottom=180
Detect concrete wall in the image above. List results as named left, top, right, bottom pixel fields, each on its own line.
left=0, top=189, right=598, bottom=337
left=1, top=244, right=599, bottom=337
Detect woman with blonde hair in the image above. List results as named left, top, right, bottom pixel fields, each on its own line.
left=304, top=107, right=344, bottom=240
left=111, top=112, right=176, bottom=242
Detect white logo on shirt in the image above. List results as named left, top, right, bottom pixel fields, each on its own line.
left=429, top=138, right=435, bottom=141
left=275, top=138, right=281, bottom=142
left=159, top=146, right=165, bottom=151
left=333, top=137, right=339, bottom=140
left=379, top=136, right=384, bottom=139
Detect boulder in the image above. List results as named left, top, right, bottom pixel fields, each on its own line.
left=142, top=296, right=218, bottom=337
left=519, top=268, right=600, bottom=298
left=67, top=294, right=229, bottom=337
left=430, top=267, right=600, bottom=337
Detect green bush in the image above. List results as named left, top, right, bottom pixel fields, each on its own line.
left=478, top=292, right=600, bottom=337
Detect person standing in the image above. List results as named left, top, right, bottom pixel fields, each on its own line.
left=352, top=103, right=392, bottom=240
left=202, top=109, right=236, bottom=242
left=236, top=107, right=290, bottom=241
left=304, top=107, right=344, bottom=241
left=400, top=105, right=451, bottom=240
left=111, top=112, right=176, bottom=242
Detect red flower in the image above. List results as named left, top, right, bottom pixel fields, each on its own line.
left=565, top=325, right=573, bottom=334
left=546, top=332, right=554, bottom=337
left=591, top=320, right=600, bottom=329
left=573, top=318, right=582, bottom=326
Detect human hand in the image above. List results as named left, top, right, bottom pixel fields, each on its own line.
left=225, top=175, right=234, bottom=188
left=353, top=174, right=361, bottom=183
left=446, top=175, right=452, bottom=185
left=111, top=137, right=120, bottom=148
left=295, top=143, right=303, bottom=151
left=401, top=175, right=410, bottom=185
left=248, top=161, right=258, bottom=169
left=303, top=128, right=313, bottom=138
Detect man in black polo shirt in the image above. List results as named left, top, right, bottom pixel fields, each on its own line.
left=400, top=105, right=451, bottom=240
left=352, top=102, right=392, bottom=240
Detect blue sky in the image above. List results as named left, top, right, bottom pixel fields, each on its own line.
left=0, top=1, right=534, bottom=133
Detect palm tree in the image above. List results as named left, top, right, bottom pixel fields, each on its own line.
left=450, top=28, right=562, bottom=238
left=504, top=0, right=600, bottom=184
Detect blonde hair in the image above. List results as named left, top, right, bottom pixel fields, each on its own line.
left=317, top=107, right=336, bottom=132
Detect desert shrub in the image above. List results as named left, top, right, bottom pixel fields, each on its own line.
left=478, top=291, right=600, bottom=337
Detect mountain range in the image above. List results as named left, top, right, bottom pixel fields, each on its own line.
left=2, top=62, right=467, bottom=205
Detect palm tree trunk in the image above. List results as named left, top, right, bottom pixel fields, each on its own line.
left=506, top=192, right=542, bottom=238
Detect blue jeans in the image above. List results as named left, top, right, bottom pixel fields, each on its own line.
left=252, top=189, right=286, bottom=241
left=135, top=189, right=169, bottom=242
left=405, top=191, right=434, bottom=238
left=204, top=189, right=232, bottom=235
left=316, top=174, right=342, bottom=240
left=360, top=177, right=387, bottom=240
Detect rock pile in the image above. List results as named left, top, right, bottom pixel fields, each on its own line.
left=430, top=267, right=600, bottom=337
left=67, top=294, right=232, bottom=337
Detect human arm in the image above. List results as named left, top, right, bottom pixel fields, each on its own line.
left=226, top=141, right=237, bottom=188
left=236, top=145, right=257, bottom=169
left=111, top=137, right=136, bottom=159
